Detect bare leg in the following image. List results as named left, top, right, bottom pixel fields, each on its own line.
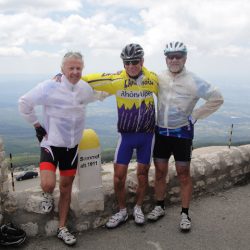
left=153, top=161, right=168, bottom=201
left=40, top=170, right=56, bottom=193
left=136, top=163, right=150, bottom=206
left=176, top=163, right=192, bottom=208
left=114, top=163, right=128, bottom=209
left=58, top=176, right=75, bottom=228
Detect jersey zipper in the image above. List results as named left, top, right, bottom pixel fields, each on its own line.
left=135, top=75, right=143, bottom=132
left=164, top=77, right=174, bottom=127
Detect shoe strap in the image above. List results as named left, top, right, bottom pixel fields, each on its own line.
left=110, top=212, right=125, bottom=222
left=58, top=227, right=75, bottom=238
left=134, top=209, right=144, bottom=218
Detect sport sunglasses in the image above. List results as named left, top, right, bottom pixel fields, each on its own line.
left=124, top=60, right=141, bottom=65
left=166, top=53, right=185, bottom=60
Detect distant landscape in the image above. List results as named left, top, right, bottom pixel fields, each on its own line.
left=0, top=74, right=249, bottom=167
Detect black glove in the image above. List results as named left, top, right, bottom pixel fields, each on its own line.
left=35, top=126, right=47, bottom=142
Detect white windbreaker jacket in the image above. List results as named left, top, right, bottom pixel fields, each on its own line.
left=19, top=75, right=96, bottom=148
left=157, top=68, right=224, bottom=129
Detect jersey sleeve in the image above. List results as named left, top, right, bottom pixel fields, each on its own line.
left=82, top=72, right=124, bottom=94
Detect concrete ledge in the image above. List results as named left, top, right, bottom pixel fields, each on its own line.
left=1, top=145, right=250, bottom=236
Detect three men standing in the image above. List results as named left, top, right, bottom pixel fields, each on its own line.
left=18, top=41, right=223, bottom=245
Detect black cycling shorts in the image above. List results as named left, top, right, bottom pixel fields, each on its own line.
left=40, top=145, right=78, bottom=176
left=153, top=132, right=192, bottom=162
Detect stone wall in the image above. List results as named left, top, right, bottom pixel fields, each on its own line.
left=0, top=141, right=250, bottom=236
left=0, top=137, right=8, bottom=224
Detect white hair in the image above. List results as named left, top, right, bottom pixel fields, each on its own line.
left=61, top=51, right=83, bottom=67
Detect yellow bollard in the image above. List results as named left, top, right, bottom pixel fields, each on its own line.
left=75, top=129, right=104, bottom=212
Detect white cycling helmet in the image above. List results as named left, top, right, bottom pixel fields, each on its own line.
left=120, top=43, right=144, bottom=61
left=164, top=41, right=187, bottom=55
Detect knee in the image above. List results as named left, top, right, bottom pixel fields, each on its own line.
left=137, top=170, right=149, bottom=185
left=178, top=172, right=191, bottom=185
left=60, top=183, right=72, bottom=197
left=41, top=181, right=55, bottom=193
left=40, top=171, right=56, bottom=193
left=114, top=174, right=126, bottom=189
left=137, top=173, right=148, bottom=183
left=155, top=167, right=167, bottom=181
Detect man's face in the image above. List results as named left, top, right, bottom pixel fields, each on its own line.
left=124, top=59, right=144, bottom=77
left=166, top=52, right=187, bottom=74
left=61, top=57, right=83, bottom=84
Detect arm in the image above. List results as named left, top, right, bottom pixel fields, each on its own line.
left=18, top=83, right=45, bottom=125
left=93, top=90, right=111, bottom=101
left=191, top=80, right=224, bottom=121
left=18, top=82, right=48, bottom=142
left=82, top=71, right=124, bottom=94
left=53, top=74, right=112, bottom=101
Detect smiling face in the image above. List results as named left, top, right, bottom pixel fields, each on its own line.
left=166, top=52, right=187, bottom=75
left=61, top=56, right=84, bottom=84
left=124, top=58, right=144, bottom=78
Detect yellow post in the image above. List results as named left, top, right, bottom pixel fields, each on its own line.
left=75, top=129, right=104, bottom=212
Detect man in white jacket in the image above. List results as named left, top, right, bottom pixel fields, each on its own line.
left=147, top=41, right=224, bottom=231
left=18, top=52, right=100, bottom=245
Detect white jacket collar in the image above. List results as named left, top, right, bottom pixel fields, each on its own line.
left=166, top=67, right=187, bottom=78
left=62, top=75, right=79, bottom=91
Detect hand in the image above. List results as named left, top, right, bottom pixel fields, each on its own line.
left=35, top=126, right=47, bottom=142
left=53, top=73, right=63, bottom=82
left=189, top=116, right=197, bottom=125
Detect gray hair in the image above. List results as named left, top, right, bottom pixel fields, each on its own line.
left=61, top=51, right=83, bottom=67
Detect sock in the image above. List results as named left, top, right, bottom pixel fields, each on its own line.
left=181, top=207, right=189, bottom=215
left=156, top=200, right=165, bottom=210
left=120, top=208, right=127, bottom=216
left=43, top=192, right=53, bottom=199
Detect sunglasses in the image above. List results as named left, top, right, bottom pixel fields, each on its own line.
left=124, top=60, right=140, bottom=65
left=166, top=53, right=185, bottom=60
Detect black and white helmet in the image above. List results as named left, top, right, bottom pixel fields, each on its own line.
left=0, top=223, right=26, bottom=246
left=120, top=43, right=144, bottom=61
left=164, top=41, right=187, bottom=55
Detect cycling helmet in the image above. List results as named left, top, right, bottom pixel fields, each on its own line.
left=164, top=41, right=187, bottom=55
left=0, top=223, right=26, bottom=246
left=120, top=43, right=144, bottom=61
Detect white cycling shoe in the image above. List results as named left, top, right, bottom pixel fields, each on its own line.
left=133, top=206, right=145, bottom=225
left=57, top=227, right=76, bottom=245
left=105, top=211, right=128, bottom=229
left=147, top=206, right=165, bottom=221
left=180, top=212, right=191, bottom=231
left=41, top=192, right=53, bottom=214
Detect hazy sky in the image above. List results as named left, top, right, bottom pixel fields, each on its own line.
left=1, top=0, right=250, bottom=81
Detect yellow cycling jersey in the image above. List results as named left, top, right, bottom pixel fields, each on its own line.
left=83, top=67, right=158, bottom=133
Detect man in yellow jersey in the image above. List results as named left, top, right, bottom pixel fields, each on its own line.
left=83, top=44, right=158, bottom=228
